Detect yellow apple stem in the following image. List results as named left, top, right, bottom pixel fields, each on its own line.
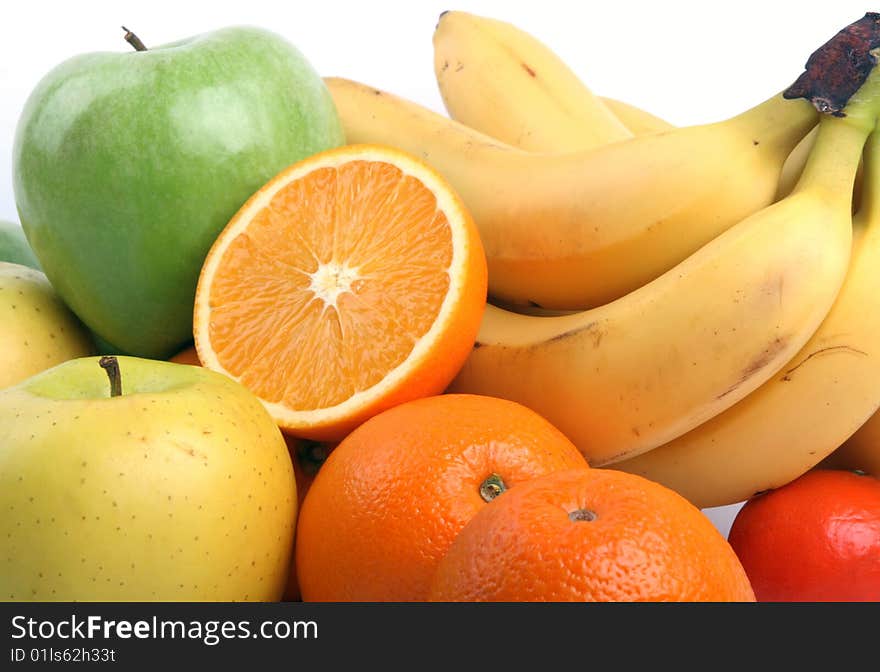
left=98, top=356, right=123, bottom=397
left=122, top=26, right=147, bottom=52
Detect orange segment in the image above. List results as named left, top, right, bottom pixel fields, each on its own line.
left=194, top=144, right=488, bottom=440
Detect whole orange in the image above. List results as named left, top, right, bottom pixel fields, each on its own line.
left=727, top=468, right=880, bottom=602
left=295, top=393, right=588, bottom=602
left=428, top=468, right=755, bottom=602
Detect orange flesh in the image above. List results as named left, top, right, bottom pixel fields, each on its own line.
left=207, top=161, right=453, bottom=410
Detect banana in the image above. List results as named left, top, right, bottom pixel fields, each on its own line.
left=599, top=97, right=675, bottom=136
left=433, top=10, right=673, bottom=146
left=433, top=10, right=632, bottom=151
left=613, top=124, right=880, bottom=507
left=326, top=76, right=816, bottom=310
left=446, top=101, right=869, bottom=467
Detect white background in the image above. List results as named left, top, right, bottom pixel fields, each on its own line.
left=0, top=0, right=873, bottom=536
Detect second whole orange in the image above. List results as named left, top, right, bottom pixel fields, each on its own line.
left=428, top=468, right=756, bottom=602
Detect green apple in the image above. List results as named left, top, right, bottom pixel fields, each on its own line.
left=0, top=355, right=297, bottom=601
left=0, top=220, right=41, bottom=270
left=13, top=26, right=344, bottom=360
left=0, top=262, right=94, bottom=388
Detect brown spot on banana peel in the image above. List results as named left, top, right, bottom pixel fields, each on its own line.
left=716, top=335, right=790, bottom=400
left=783, top=12, right=880, bottom=116
left=595, top=438, right=658, bottom=466
left=546, top=321, right=603, bottom=347
left=522, top=62, right=537, bottom=78
left=780, top=345, right=868, bottom=381
left=470, top=321, right=603, bottom=351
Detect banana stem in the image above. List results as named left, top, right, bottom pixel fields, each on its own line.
left=725, top=93, right=817, bottom=153
left=744, top=14, right=880, bottom=157
left=784, top=12, right=880, bottom=117
left=859, top=129, right=880, bottom=220
left=792, top=64, right=880, bottom=201
left=792, top=118, right=873, bottom=201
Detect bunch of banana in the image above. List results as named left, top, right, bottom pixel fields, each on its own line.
left=435, top=8, right=823, bottom=211
left=428, top=10, right=880, bottom=506
left=448, top=109, right=863, bottom=466
left=327, top=11, right=880, bottom=506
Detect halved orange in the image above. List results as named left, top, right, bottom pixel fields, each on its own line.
left=193, top=144, right=488, bottom=441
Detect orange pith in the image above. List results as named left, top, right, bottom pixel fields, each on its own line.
left=194, top=144, right=487, bottom=440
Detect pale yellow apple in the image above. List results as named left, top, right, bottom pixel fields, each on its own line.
left=0, top=261, right=94, bottom=388
left=0, top=355, right=297, bottom=601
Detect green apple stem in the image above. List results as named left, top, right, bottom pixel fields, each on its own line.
left=98, top=356, right=123, bottom=397
left=122, top=26, right=148, bottom=52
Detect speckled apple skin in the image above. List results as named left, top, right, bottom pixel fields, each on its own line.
left=0, top=262, right=94, bottom=388
left=0, top=356, right=297, bottom=601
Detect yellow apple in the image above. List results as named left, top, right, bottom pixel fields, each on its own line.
left=0, top=261, right=95, bottom=387
left=0, top=355, right=297, bottom=601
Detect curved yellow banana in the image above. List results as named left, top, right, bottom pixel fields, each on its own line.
left=433, top=10, right=632, bottom=151
left=614, top=139, right=880, bottom=505
left=432, top=10, right=673, bottom=144
left=326, top=76, right=816, bottom=310
left=447, top=102, right=869, bottom=467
